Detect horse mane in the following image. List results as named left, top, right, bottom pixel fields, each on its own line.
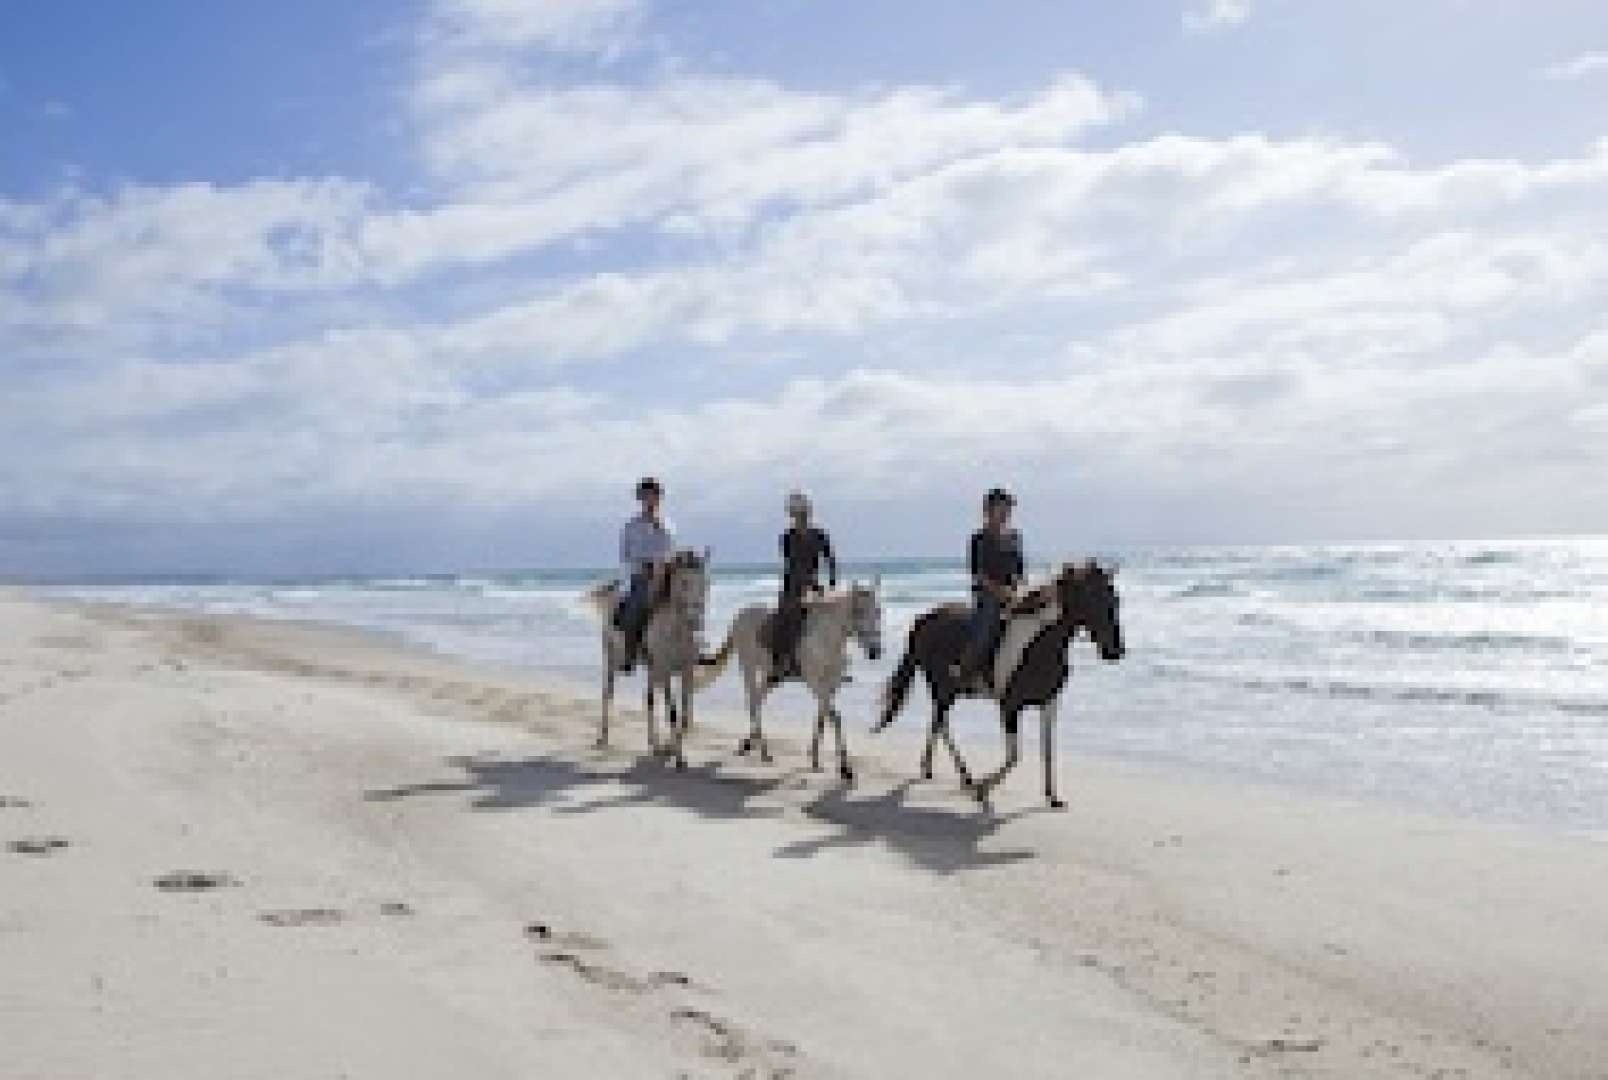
left=652, top=549, right=707, bottom=607
left=1009, top=560, right=1106, bottom=617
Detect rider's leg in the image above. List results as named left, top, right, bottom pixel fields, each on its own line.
left=953, top=593, right=1001, bottom=678
left=619, top=571, right=650, bottom=670
left=767, top=593, right=802, bottom=685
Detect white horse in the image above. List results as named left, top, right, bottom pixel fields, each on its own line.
left=585, top=549, right=712, bottom=770
left=699, top=581, right=882, bottom=781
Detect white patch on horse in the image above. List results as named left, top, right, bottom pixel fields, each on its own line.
left=993, top=601, right=1060, bottom=694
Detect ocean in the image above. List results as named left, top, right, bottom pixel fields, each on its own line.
left=49, top=537, right=1608, bottom=832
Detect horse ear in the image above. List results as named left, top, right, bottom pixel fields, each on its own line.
left=703, top=546, right=712, bottom=563
left=872, top=574, right=881, bottom=592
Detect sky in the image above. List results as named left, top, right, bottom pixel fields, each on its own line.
left=2, top=0, right=1606, bottom=576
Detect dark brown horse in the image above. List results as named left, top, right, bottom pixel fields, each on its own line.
left=872, top=561, right=1124, bottom=807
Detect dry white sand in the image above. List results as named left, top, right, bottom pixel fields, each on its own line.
left=1, top=590, right=1604, bottom=1079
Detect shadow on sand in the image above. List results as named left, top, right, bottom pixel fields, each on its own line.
left=365, top=750, right=1039, bottom=877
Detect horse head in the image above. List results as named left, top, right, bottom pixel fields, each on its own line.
left=1053, top=560, right=1124, bottom=662
left=846, top=578, right=884, bottom=662
left=664, top=548, right=711, bottom=634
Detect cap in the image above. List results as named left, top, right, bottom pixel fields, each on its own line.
left=984, top=487, right=1016, bottom=507
left=636, top=476, right=663, bottom=496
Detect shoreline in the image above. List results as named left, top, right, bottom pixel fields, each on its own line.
left=36, top=586, right=1608, bottom=842
left=3, top=590, right=1605, bottom=1078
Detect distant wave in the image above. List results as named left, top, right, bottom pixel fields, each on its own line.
left=1146, top=661, right=1608, bottom=717
left=1174, top=582, right=1243, bottom=598
left=1350, top=628, right=1578, bottom=653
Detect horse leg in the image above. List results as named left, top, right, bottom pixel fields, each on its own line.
left=671, top=672, right=691, bottom=771
left=829, top=705, right=853, bottom=783
left=597, top=662, right=615, bottom=749
left=920, top=698, right=943, bottom=780
left=738, top=668, right=772, bottom=763
left=809, top=701, right=826, bottom=772
left=644, top=674, right=659, bottom=754
left=1041, top=700, right=1064, bottom=809
left=677, top=669, right=692, bottom=734
left=938, top=714, right=974, bottom=789
left=974, top=708, right=1023, bottom=804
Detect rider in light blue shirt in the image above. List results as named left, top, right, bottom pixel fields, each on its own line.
left=616, top=477, right=676, bottom=669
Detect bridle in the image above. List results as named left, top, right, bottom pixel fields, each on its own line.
left=660, top=555, right=708, bottom=639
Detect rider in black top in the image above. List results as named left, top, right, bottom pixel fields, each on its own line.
left=954, top=487, right=1023, bottom=683
left=770, top=490, right=837, bottom=684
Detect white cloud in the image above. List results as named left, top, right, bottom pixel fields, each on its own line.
left=1538, top=51, right=1608, bottom=81
left=427, top=0, right=643, bottom=57
left=385, top=70, right=1133, bottom=276
left=5, top=0, right=1608, bottom=559
left=1183, top=0, right=1253, bottom=34
left=0, top=179, right=374, bottom=354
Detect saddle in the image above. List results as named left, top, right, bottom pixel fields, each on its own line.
left=759, top=607, right=810, bottom=683
left=605, top=582, right=652, bottom=672
left=958, top=589, right=1061, bottom=694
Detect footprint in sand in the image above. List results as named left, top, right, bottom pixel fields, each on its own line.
left=524, top=922, right=610, bottom=951
left=526, top=920, right=803, bottom=1074
left=1258, top=1036, right=1325, bottom=1054
left=537, top=951, right=646, bottom=993
left=379, top=901, right=415, bottom=917
left=7, top=837, right=70, bottom=856
left=259, top=908, right=346, bottom=928
left=670, top=1006, right=800, bottom=1073
left=0, top=796, right=33, bottom=809
left=153, top=871, right=242, bottom=892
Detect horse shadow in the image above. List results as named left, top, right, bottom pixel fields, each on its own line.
left=778, top=780, right=1037, bottom=876
left=364, top=749, right=1040, bottom=877
left=364, top=751, right=788, bottom=824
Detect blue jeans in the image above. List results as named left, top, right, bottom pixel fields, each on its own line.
left=616, top=570, right=653, bottom=647
left=964, top=591, right=1003, bottom=667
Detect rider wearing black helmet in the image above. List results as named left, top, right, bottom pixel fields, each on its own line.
left=953, top=487, right=1023, bottom=684
left=615, top=476, right=676, bottom=670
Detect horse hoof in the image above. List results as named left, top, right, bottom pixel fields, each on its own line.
left=735, top=741, right=751, bottom=756
left=839, top=768, right=854, bottom=784
left=1048, top=797, right=1067, bottom=811
left=919, top=768, right=933, bottom=782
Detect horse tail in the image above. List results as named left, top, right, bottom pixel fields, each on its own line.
left=583, top=580, right=619, bottom=617
left=693, top=626, right=737, bottom=692
left=875, top=631, right=922, bottom=732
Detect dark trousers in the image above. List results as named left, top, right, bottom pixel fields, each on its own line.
left=771, top=587, right=806, bottom=671
left=961, top=591, right=1003, bottom=671
left=616, top=570, right=653, bottom=659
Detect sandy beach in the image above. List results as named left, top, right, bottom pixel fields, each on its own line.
left=2, top=590, right=1604, bottom=1080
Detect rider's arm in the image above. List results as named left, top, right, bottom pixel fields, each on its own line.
left=822, top=530, right=838, bottom=589
left=969, top=531, right=991, bottom=595
left=619, top=522, right=636, bottom=579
